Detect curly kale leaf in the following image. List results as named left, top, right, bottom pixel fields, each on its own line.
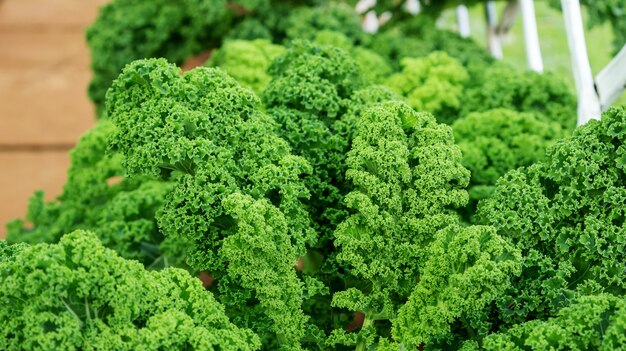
left=394, top=225, right=522, bottom=349
left=6, top=120, right=180, bottom=269
left=283, top=3, right=365, bottom=44
left=483, top=294, right=626, bottom=350
left=107, top=58, right=313, bottom=349
left=219, top=194, right=309, bottom=350
left=332, top=101, right=470, bottom=346
left=87, top=0, right=231, bottom=114
left=313, top=30, right=393, bottom=85
left=385, top=51, right=469, bottom=124
left=0, top=240, right=27, bottom=263
left=339, top=85, right=404, bottom=143
left=368, top=16, right=493, bottom=75
left=264, top=40, right=362, bottom=118
left=262, top=40, right=364, bottom=243
left=478, top=106, right=626, bottom=326
left=452, top=108, right=564, bottom=220
left=0, top=231, right=259, bottom=351
left=206, top=39, right=285, bottom=94
left=460, top=63, right=577, bottom=132
left=5, top=120, right=123, bottom=245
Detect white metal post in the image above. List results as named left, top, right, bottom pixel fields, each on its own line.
left=485, top=1, right=503, bottom=59
left=456, top=5, right=471, bottom=38
left=405, top=0, right=421, bottom=15
left=520, top=0, right=543, bottom=72
left=595, top=44, right=626, bottom=110
left=561, top=0, right=601, bottom=125
left=355, top=0, right=376, bottom=14
left=362, top=10, right=380, bottom=33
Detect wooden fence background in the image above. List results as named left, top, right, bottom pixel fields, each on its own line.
left=0, top=0, right=107, bottom=238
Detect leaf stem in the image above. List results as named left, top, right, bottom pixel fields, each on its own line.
left=61, top=298, right=83, bottom=328
left=355, top=316, right=373, bottom=351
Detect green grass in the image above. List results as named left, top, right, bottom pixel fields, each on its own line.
left=439, top=2, right=626, bottom=105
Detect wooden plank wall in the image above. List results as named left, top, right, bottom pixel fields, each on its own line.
left=0, top=0, right=107, bottom=238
